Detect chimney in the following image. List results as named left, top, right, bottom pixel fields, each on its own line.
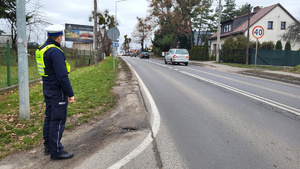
left=254, top=6, right=260, bottom=11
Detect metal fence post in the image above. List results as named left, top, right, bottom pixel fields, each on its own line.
left=6, top=42, right=11, bottom=86
left=83, top=50, right=86, bottom=66
left=2, top=48, right=5, bottom=64
left=76, top=49, right=78, bottom=68
left=89, top=51, right=92, bottom=65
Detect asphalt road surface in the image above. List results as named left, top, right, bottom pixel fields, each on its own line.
left=123, top=57, right=300, bottom=169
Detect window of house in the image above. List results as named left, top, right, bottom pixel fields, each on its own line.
left=228, top=24, right=232, bottom=32
left=222, top=24, right=232, bottom=33
left=223, top=25, right=228, bottom=33
left=268, top=21, right=273, bottom=29
left=281, top=22, right=286, bottom=30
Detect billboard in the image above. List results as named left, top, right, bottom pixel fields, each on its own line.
left=65, top=23, right=94, bottom=43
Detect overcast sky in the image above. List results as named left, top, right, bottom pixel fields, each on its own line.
left=2, top=0, right=299, bottom=50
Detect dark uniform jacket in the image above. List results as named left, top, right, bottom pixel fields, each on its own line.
left=40, top=38, right=74, bottom=101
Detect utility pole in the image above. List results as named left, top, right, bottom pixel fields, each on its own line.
left=16, top=0, right=30, bottom=119
left=216, top=0, right=221, bottom=63
left=246, top=4, right=251, bottom=65
left=93, top=0, right=98, bottom=67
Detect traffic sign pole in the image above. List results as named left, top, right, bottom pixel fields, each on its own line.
left=255, top=39, right=258, bottom=71
left=252, top=26, right=264, bottom=72
left=107, top=27, right=120, bottom=71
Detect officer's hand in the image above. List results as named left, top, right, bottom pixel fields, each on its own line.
left=68, top=96, right=75, bottom=103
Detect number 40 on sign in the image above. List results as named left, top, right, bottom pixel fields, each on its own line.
left=252, top=26, right=264, bottom=39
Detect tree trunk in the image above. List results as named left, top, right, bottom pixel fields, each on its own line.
left=197, top=19, right=203, bottom=46
left=171, top=35, right=178, bottom=48
left=190, top=22, right=194, bottom=48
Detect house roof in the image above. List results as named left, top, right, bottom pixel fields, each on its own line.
left=209, top=3, right=298, bottom=40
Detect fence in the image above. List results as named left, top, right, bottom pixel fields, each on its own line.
left=0, top=42, right=100, bottom=89
left=219, top=48, right=300, bottom=66
left=251, top=49, right=300, bottom=66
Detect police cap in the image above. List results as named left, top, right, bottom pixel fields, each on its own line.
left=45, top=24, right=64, bottom=36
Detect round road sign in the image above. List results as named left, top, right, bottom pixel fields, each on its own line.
left=107, top=27, right=120, bottom=41
left=252, top=26, right=264, bottom=39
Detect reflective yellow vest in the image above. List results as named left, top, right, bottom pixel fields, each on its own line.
left=35, top=44, right=71, bottom=77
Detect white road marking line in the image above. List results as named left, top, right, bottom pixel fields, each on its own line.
left=180, top=70, right=300, bottom=116
left=143, top=60, right=300, bottom=116
left=108, top=59, right=161, bottom=169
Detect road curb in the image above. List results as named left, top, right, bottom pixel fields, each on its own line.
left=0, top=78, right=42, bottom=94
left=242, top=71, right=300, bottom=86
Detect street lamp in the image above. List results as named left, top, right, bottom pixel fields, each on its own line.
left=113, top=0, right=126, bottom=70
left=115, top=0, right=126, bottom=25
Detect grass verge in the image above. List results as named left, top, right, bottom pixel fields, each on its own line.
left=220, top=63, right=300, bottom=74
left=0, top=56, right=119, bottom=158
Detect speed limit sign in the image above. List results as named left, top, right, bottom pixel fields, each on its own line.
left=252, top=26, right=264, bottom=39
left=252, top=26, right=264, bottom=71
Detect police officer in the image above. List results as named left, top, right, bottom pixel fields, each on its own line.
left=36, top=24, right=74, bottom=160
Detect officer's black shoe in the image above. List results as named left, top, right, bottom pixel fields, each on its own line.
left=50, top=151, right=74, bottom=160
left=44, top=145, right=50, bottom=155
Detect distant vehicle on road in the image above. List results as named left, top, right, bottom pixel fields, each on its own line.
left=164, top=49, right=189, bottom=66
left=140, top=52, right=149, bottom=59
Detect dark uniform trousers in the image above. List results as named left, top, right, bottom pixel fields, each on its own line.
left=43, top=89, right=68, bottom=156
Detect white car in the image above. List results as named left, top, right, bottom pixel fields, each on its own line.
left=164, top=48, right=189, bottom=66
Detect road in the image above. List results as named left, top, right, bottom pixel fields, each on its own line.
left=122, top=57, right=300, bottom=169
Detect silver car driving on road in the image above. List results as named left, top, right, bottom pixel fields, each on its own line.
left=164, top=48, right=189, bottom=66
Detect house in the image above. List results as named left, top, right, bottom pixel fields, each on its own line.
left=0, top=35, right=12, bottom=48
left=209, top=3, right=300, bottom=56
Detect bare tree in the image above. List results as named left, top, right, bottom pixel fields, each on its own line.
left=122, top=34, right=131, bottom=53
left=89, top=9, right=116, bottom=57
left=0, top=0, right=50, bottom=49
left=26, top=0, right=51, bottom=44
left=131, top=17, right=152, bottom=51
left=282, top=20, right=300, bottom=45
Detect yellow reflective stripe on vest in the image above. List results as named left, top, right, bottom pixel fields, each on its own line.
left=65, top=61, right=71, bottom=73
left=36, top=45, right=47, bottom=76
left=35, top=44, right=70, bottom=77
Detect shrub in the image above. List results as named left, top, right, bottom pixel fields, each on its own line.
left=221, top=36, right=235, bottom=63
left=249, top=41, right=260, bottom=49
left=285, top=41, right=291, bottom=50
left=189, top=46, right=202, bottom=60
left=275, top=40, right=282, bottom=50
left=211, top=54, right=216, bottom=61
left=260, top=41, right=274, bottom=50
left=189, top=39, right=210, bottom=61
left=203, top=38, right=209, bottom=60
left=152, top=47, right=163, bottom=57
left=220, top=35, right=249, bottom=63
